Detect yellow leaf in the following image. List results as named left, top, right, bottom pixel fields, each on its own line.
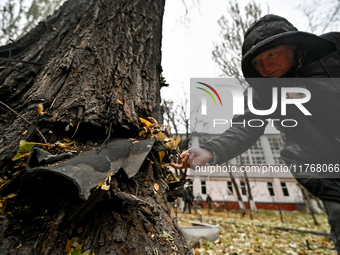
left=155, top=132, right=168, bottom=142
left=118, top=99, right=124, bottom=105
left=154, top=183, right=159, bottom=192
left=168, top=174, right=175, bottom=182
left=0, top=180, right=9, bottom=189
left=65, top=239, right=73, bottom=252
left=6, top=193, right=17, bottom=199
left=65, top=237, right=78, bottom=252
left=37, top=103, right=45, bottom=115
left=175, top=135, right=181, bottom=148
left=138, top=117, right=152, bottom=128
left=82, top=250, right=94, bottom=255
left=158, top=151, right=165, bottom=163
left=139, top=130, right=146, bottom=137
left=64, top=137, right=72, bottom=143
left=165, top=139, right=177, bottom=150
left=76, top=243, right=83, bottom=251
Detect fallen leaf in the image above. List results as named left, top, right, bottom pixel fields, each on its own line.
left=101, top=184, right=110, bottom=191
left=175, top=135, right=181, bottom=148
left=158, top=151, right=166, bottom=163
left=65, top=237, right=78, bottom=252
left=37, top=103, right=45, bottom=115
left=6, top=193, right=17, bottom=199
left=138, top=117, right=152, bottom=128
left=139, top=130, right=146, bottom=137
left=64, top=137, right=72, bottom=143
left=82, top=250, right=94, bottom=255
left=155, top=132, right=168, bottom=142
left=12, top=140, right=46, bottom=161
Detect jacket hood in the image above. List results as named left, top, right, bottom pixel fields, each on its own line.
left=242, top=14, right=337, bottom=78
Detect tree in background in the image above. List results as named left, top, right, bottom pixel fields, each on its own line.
left=212, top=0, right=265, bottom=89
left=298, top=0, right=340, bottom=33
left=162, top=89, right=191, bottom=151
left=0, top=0, right=65, bottom=45
left=163, top=100, right=179, bottom=138
left=213, top=0, right=340, bottom=85
left=212, top=0, right=340, bottom=219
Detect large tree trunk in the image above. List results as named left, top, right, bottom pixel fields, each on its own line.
left=0, top=0, right=163, bottom=170
left=0, top=0, right=191, bottom=254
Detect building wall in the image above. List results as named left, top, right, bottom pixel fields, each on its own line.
left=187, top=133, right=306, bottom=211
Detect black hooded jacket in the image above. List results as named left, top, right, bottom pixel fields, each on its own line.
left=199, top=18, right=340, bottom=200
left=201, top=31, right=340, bottom=164
left=200, top=32, right=340, bottom=199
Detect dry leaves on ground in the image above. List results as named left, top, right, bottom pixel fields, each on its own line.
left=174, top=208, right=336, bottom=255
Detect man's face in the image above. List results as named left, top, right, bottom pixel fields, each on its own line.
left=251, top=45, right=295, bottom=78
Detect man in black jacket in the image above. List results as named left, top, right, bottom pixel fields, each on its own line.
left=172, top=14, right=340, bottom=253
left=183, top=186, right=194, bottom=214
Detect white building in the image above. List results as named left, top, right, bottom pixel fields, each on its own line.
left=186, top=133, right=306, bottom=211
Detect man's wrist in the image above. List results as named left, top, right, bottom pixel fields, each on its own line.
left=208, top=151, right=219, bottom=165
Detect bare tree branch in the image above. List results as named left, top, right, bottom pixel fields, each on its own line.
left=298, top=0, right=340, bottom=33
left=212, top=0, right=266, bottom=89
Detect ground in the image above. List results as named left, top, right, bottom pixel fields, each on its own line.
left=172, top=207, right=336, bottom=255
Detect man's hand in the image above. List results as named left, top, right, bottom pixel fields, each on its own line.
left=170, top=147, right=214, bottom=169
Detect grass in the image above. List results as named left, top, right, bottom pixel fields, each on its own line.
left=172, top=207, right=337, bottom=255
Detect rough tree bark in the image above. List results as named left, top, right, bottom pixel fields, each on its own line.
left=0, top=0, right=192, bottom=254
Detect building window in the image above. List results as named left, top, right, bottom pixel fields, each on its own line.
left=201, top=181, right=206, bottom=194
left=188, top=180, right=193, bottom=191
left=235, top=140, right=265, bottom=165
left=268, top=136, right=285, bottom=164
left=240, top=181, right=247, bottom=196
left=236, top=152, right=251, bottom=165
left=250, top=140, right=266, bottom=164
left=267, top=182, right=275, bottom=196
left=281, top=182, right=289, bottom=196
left=227, top=181, right=233, bottom=195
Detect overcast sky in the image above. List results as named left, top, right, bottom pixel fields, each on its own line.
left=160, top=0, right=321, bottom=133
